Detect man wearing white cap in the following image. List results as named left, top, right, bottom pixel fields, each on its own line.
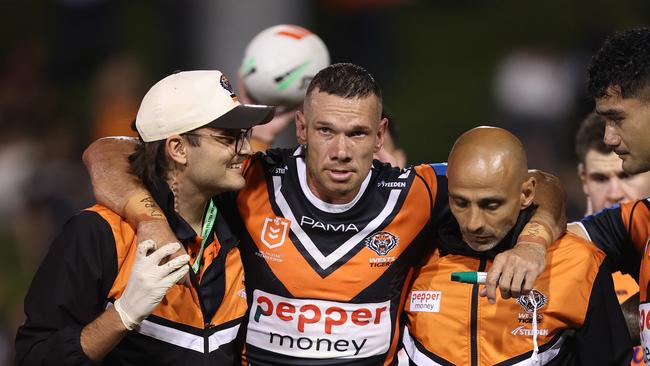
left=15, top=70, right=274, bottom=365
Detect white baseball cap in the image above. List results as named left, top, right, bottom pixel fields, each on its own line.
left=135, top=70, right=275, bottom=142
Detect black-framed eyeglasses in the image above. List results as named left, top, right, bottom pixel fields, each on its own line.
left=185, top=128, right=252, bottom=154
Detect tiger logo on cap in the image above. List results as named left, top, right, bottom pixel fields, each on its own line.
left=220, top=74, right=237, bottom=101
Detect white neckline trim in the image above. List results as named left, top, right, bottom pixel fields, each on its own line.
left=293, top=146, right=372, bottom=213
left=273, top=175, right=401, bottom=270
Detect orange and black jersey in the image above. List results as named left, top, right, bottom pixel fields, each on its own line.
left=15, top=180, right=247, bottom=366
left=581, top=198, right=650, bottom=363
left=216, top=147, right=449, bottom=365
left=579, top=198, right=650, bottom=280
left=403, top=207, right=633, bottom=365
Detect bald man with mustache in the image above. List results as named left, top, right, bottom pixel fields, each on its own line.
left=401, top=127, right=632, bottom=365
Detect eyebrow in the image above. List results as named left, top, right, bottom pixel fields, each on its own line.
left=349, top=125, right=372, bottom=133
left=313, top=121, right=372, bottom=133
left=449, top=194, right=505, bottom=205
left=588, top=172, right=610, bottom=179
left=596, top=108, right=625, bottom=118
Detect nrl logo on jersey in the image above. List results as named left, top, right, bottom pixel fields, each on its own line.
left=364, top=231, right=399, bottom=256
left=261, top=217, right=291, bottom=249
left=517, top=289, right=548, bottom=313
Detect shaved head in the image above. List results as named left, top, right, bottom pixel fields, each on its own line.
left=448, top=126, right=528, bottom=185
left=447, top=127, right=535, bottom=251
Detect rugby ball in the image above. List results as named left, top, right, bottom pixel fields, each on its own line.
left=240, top=24, right=330, bottom=107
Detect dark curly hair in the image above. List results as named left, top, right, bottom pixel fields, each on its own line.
left=128, top=120, right=200, bottom=188
left=306, top=63, right=382, bottom=102
left=575, top=112, right=612, bottom=164
left=588, top=27, right=650, bottom=99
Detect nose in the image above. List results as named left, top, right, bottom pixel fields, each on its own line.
left=466, top=207, right=485, bottom=234
left=603, top=122, right=621, bottom=147
left=606, top=178, right=626, bottom=205
left=330, top=134, right=351, bottom=161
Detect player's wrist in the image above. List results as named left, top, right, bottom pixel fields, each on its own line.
left=123, top=192, right=165, bottom=227
left=113, top=298, right=139, bottom=331
left=518, top=220, right=553, bottom=248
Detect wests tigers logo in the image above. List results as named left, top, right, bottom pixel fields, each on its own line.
left=364, top=231, right=399, bottom=256
left=517, top=289, right=548, bottom=312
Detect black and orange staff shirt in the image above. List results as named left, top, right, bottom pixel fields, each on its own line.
left=15, top=180, right=248, bottom=366
left=216, top=147, right=449, bottom=365
left=580, top=198, right=650, bottom=364
left=403, top=209, right=633, bottom=365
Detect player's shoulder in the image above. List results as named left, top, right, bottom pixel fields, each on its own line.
left=257, top=147, right=298, bottom=168
left=83, top=204, right=127, bottom=225
left=404, top=162, right=447, bottom=186
left=594, top=198, right=650, bottom=221
left=70, top=205, right=116, bottom=227
left=80, top=204, right=137, bottom=242
left=371, top=162, right=446, bottom=192
left=412, top=162, right=447, bottom=176
left=243, top=147, right=296, bottom=177
left=407, top=163, right=448, bottom=200
left=49, top=206, right=119, bottom=256
left=549, top=232, right=606, bottom=269
left=626, top=197, right=650, bottom=218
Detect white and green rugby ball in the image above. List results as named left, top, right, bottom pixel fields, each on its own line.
left=241, top=24, right=330, bottom=107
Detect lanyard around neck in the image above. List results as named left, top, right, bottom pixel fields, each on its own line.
left=191, top=200, right=217, bottom=274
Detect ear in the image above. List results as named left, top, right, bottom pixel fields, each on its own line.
left=165, top=135, right=189, bottom=165
left=520, top=176, right=536, bottom=209
left=374, top=117, right=388, bottom=153
left=577, top=162, right=589, bottom=196
left=296, top=110, right=307, bottom=145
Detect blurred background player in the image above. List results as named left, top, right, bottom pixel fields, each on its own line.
left=576, top=112, right=650, bottom=218
left=575, top=111, right=650, bottom=301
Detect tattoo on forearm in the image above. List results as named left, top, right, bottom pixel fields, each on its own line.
left=525, top=222, right=541, bottom=237
left=527, top=220, right=554, bottom=239
left=141, top=196, right=163, bottom=218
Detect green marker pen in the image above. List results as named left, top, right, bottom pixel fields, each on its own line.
left=451, top=271, right=487, bottom=284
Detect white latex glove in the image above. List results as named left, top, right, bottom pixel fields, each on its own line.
left=114, top=240, right=190, bottom=330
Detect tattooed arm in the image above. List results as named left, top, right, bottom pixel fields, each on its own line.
left=82, top=137, right=179, bottom=251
